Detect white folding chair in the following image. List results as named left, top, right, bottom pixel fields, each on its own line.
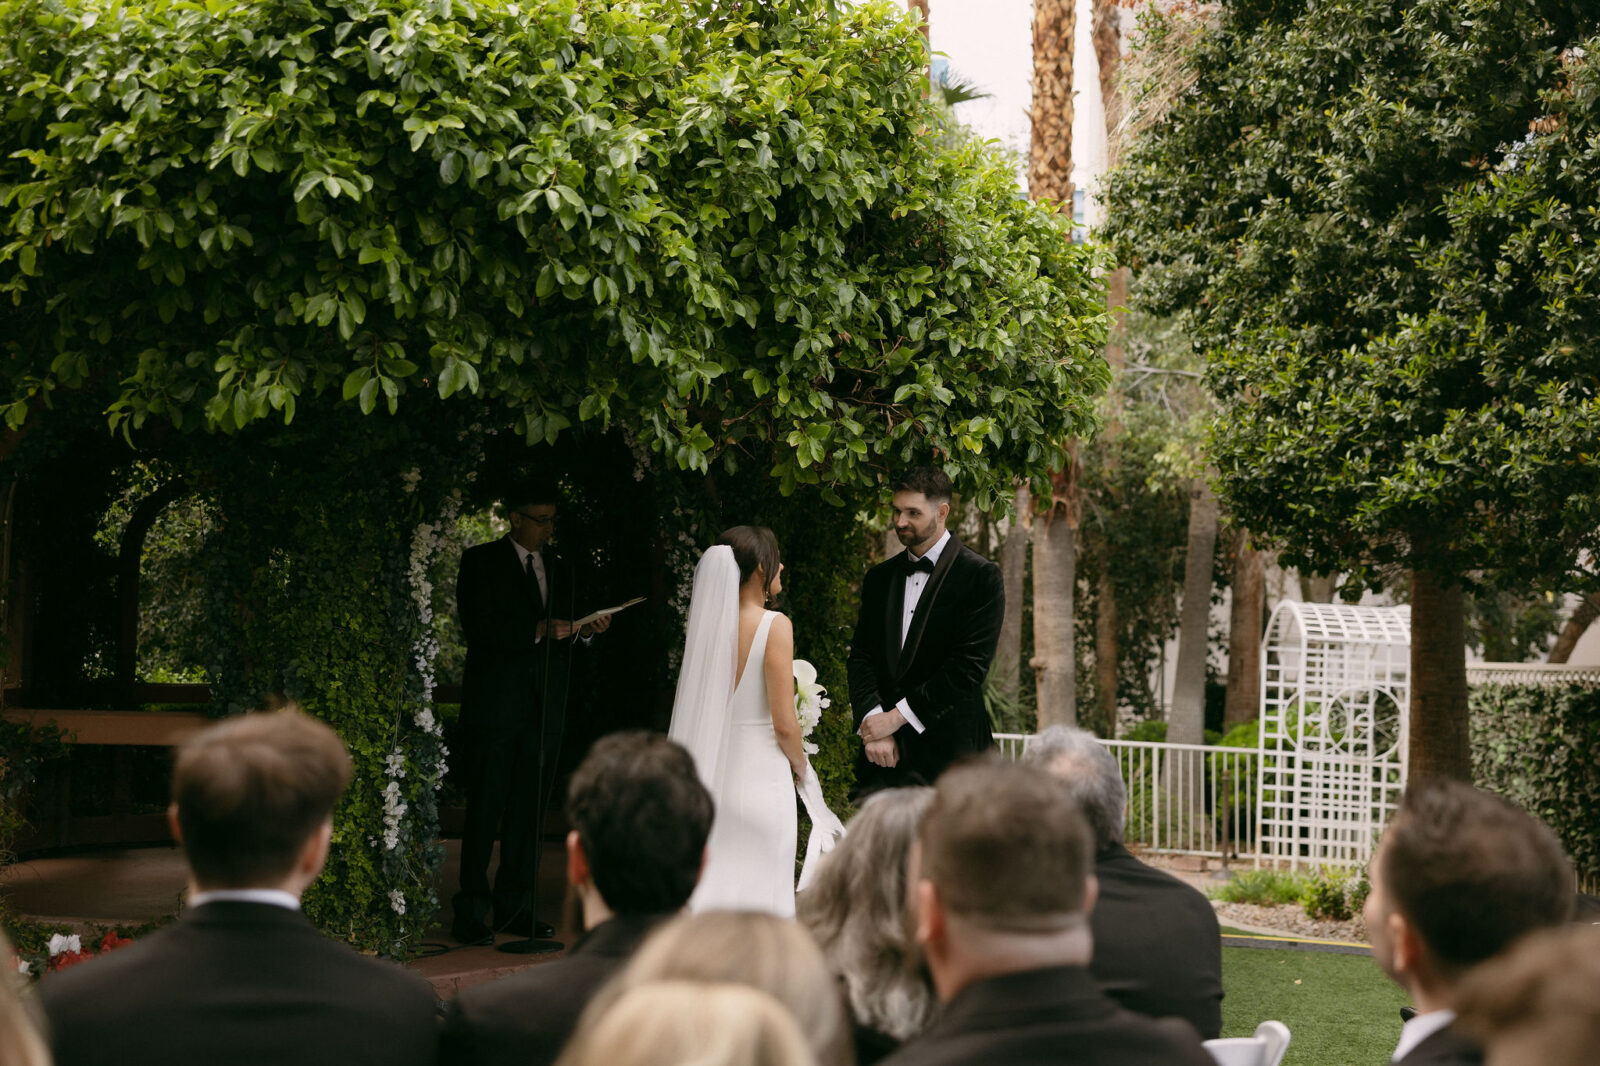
left=1203, top=1020, right=1291, bottom=1066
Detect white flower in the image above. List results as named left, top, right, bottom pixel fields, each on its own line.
left=385, top=750, right=407, bottom=779
left=47, top=933, right=81, bottom=957
left=388, top=889, right=407, bottom=916
left=793, top=659, right=828, bottom=742
left=15, top=958, right=28, bottom=975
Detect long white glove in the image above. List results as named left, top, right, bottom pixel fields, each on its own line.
left=796, top=764, right=847, bottom=892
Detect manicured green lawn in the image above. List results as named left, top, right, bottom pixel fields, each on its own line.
left=1219, top=941, right=1409, bottom=1065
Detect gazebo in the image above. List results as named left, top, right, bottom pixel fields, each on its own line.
left=1258, top=602, right=1410, bottom=868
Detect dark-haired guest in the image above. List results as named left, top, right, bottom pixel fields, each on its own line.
left=881, top=760, right=1213, bottom=1066
left=452, top=481, right=612, bottom=944
left=1365, top=777, right=1576, bottom=1066
left=439, top=731, right=714, bottom=1066
left=38, top=709, right=438, bottom=1066
left=1024, top=725, right=1223, bottom=1037
left=798, top=788, right=938, bottom=1063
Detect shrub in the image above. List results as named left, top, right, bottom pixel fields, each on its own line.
left=1209, top=869, right=1307, bottom=907
left=1301, top=870, right=1354, bottom=922
left=1471, top=683, right=1600, bottom=889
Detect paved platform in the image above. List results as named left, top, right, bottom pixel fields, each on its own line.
left=1, top=837, right=572, bottom=998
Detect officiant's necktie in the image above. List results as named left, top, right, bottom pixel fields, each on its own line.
left=525, top=552, right=545, bottom=615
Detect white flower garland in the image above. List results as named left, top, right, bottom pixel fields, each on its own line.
left=381, top=471, right=466, bottom=913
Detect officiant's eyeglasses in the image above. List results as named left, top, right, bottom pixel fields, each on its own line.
left=512, top=510, right=556, bottom=525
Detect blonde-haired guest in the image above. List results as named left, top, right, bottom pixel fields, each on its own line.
left=1456, top=924, right=1600, bottom=1066
left=797, top=788, right=937, bottom=1063
left=556, top=981, right=815, bottom=1066
left=595, top=911, right=852, bottom=1066
left=1, top=930, right=50, bottom=1066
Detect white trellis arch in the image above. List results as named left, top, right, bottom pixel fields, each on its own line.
left=1259, top=602, right=1410, bottom=868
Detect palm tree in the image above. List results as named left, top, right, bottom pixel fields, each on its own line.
left=1028, top=0, right=1078, bottom=729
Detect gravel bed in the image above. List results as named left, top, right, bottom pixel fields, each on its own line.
left=1210, top=900, right=1367, bottom=944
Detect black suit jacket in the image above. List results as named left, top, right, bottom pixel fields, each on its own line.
left=877, top=965, right=1214, bottom=1066
left=847, top=535, right=1003, bottom=792
left=1394, top=1022, right=1483, bottom=1066
left=438, top=913, right=666, bottom=1066
left=37, top=901, right=438, bottom=1066
left=1090, top=842, right=1224, bottom=1038
left=458, top=538, right=578, bottom=738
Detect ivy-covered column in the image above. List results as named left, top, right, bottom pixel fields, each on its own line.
left=198, top=412, right=479, bottom=954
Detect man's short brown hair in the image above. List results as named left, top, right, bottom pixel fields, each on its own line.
left=918, top=759, right=1093, bottom=930
left=1381, top=777, right=1574, bottom=977
left=173, top=708, right=353, bottom=888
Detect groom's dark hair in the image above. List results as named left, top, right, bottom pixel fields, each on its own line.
left=567, top=732, right=713, bottom=914
left=892, top=466, right=953, bottom=504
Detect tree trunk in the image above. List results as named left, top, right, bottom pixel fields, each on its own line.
left=1547, top=592, right=1600, bottom=664
left=1094, top=572, right=1118, bottom=737
left=1029, top=0, right=1076, bottom=204
left=1032, top=479, right=1078, bottom=729
left=1409, top=568, right=1472, bottom=781
left=1299, top=571, right=1336, bottom=603
left=906, top=0, right=929, bottom=41
left=1090, top=0, right=1123, bottom=139
left=991, top=484, right=1030, bottom=712
left=1168, top=478, right=1218, bottom=745
left=1223, top=526, right=1264, bottom=729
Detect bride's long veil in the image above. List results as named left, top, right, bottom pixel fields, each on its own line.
left=668, top=545, right=741, bottom=792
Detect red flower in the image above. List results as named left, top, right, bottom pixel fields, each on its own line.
left=97, top=931, right=133, bottom=954
left=47, top=950, right=93, bottom=972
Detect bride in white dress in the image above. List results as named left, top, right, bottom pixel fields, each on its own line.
left=669, top=526, right=810, bottom=916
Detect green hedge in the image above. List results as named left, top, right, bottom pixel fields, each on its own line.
left=1471, top=683, right=1600, bottom=888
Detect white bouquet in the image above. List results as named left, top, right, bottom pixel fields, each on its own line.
left=793, top=659, right=830, bottom=756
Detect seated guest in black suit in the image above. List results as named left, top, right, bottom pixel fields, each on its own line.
left=1456, top=923, right=1600, bottom=1066
left=439, top=731, right=714, bottom=1066
left=880, top=759, right=1213, bottom=1066
left=1023, top=725, right=1223, bottom=1037
left=38, top=707, right=438, bottom=1066
left=1365, top=778, right=1576, bottom=1066
left=798, top=787, right=938, bottom=1064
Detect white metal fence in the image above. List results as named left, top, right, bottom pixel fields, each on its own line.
left=996, top=733, right=1264, bottom=861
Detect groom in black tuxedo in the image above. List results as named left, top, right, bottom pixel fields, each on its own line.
left=452, top=481, right=610, bottom=945
left=847, top=467, right=1004, bottom=796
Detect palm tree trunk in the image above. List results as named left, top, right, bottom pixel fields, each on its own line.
left=991, top=484, right=1030, bottom=712
left=1033, top=475, right=1078, bottom=729
left=1223, top=526, right=1263, bottom=729
left=1029, top=0, right=1076, bottom=204
left=1409, top=568, right=1472, bottom=780
left=1169, top=478, right=1218, bottom=745
left=1094, top=572, right=1118, bottom=736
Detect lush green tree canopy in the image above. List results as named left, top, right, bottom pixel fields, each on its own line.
left=1104, top=0, right=1600, bottom=586
left=0, top=0, right=1107, bottom=506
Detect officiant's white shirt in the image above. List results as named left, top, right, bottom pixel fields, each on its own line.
left=861, top=530, right=953, bottom=736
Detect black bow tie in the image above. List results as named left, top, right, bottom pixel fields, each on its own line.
left=903, top=553, right=935, bottom=576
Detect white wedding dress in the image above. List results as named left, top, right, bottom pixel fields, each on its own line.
left=668, top=546, right=843, bottom=917
left=689, top=609, right=798, bottom=915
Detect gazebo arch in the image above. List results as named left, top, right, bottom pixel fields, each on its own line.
left=1259, top=601, right=1410, bottom=868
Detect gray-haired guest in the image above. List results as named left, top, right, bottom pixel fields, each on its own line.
left=1023, top=725, right=1223, bottom=1038
left=798, top=788, right=939, bottom=1064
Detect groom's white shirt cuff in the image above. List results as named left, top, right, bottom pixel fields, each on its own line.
left=863, top=699, right=926, bottom=734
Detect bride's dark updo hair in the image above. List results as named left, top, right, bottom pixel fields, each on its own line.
left=718, top=526, right=782, bottom=596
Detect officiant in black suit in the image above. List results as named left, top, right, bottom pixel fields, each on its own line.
left=452, top=481, right=611, bottom=945
left=847, top=467, right=1004, bottom=796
